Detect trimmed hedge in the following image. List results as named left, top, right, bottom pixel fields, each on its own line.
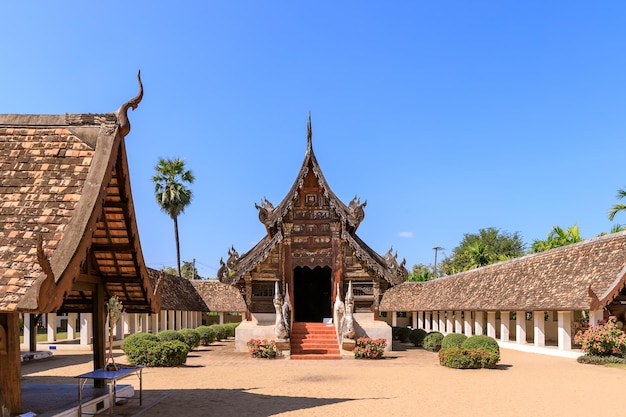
left=157, top=330, right=185, bottom=343
left=439, top=347, right=500, bottom=369
left=393, top=327, right=410, bottom=343
left=120, top=332, right=159, bottom=352
left=409, top=328, right=427, bottom=347
left=423, top=331, right=444, bottom=352
left=577, top=354, right=626, bottom=365
left=461, top=335, right=500, bottom=353
left=441, top=333, right=468, bottom=350
left=196, top=325, right=217, bottom=346
left=211, top=324, right=228, bottom=341
left=178, top=328, right=201, bottom=350
left=122, top=338, right=189, bottom=367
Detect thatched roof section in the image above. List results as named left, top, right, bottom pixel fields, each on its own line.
left=0, top=110, right=159, bottom=313
left=148, top=269, right=207, bottom=312
left=380, top=231, right=626, bottom=312
left=192, top=280, right=246, bottom=312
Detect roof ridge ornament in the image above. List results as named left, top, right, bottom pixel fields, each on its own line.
left=307, top=111, right=312, bottom=151
left=116, top=70, right=143, bottom=137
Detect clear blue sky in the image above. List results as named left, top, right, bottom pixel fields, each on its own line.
left=2, top=2, right=626, bottom=277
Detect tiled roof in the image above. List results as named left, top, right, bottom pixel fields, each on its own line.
left=0, top=105, right=159, bottom=313
left=191, top=280, right=247, bottom=312
left=148, top=269, right=207, bottom=312
left=380, top=231, right=626, bottom=312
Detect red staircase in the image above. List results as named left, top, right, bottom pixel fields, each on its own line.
left=290, top=322, right=342, bottom=360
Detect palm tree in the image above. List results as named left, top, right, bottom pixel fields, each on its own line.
left=530, top=224, right=583, bottom=253
left=152, top=158, right=195, bottom=277
left=608, top=188, right=626, bottom=221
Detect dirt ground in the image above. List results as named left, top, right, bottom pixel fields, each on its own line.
left=20, top=340, right=625, bottom=417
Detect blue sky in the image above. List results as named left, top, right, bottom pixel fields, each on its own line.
left=2, top=2, right=626, bottom=277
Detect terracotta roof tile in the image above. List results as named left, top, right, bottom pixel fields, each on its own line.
left=191, top=280, right=246, bottom=312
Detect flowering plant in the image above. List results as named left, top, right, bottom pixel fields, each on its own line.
left=354, top=337, right=387, bottom=359
left=106, top=295, right=124, bottom=370
left=247, top=338, right=278, bottom=359
left=574, top=316, right=626, bottom=356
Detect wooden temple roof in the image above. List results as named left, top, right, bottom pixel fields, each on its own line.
left=222, top=116, right=407, bottom=286
left=380, top=231, right=626, bottom=312
left=0, top=76, right=160, bottom=314
left=191, top=279, right=247, bottom=312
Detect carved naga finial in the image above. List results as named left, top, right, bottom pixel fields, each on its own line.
left=116, top=70, right=143, bottom=137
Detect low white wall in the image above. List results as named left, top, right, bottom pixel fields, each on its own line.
left=235, top=321, right=276, bottom=352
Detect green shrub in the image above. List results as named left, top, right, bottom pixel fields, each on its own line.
left=574, top=317, right=626, bottom=356
left=395, top=327, right=410, bottom=343
left=423, top=332, right=444, bottom=352
left=196, top=325, right=217, bottom=346
left=178, top=328, right=201, bottom=350
left=409, top=328, right=427, bottom=347
left=441, top=333, right=468, bottom=350
left=224, top=322, right=240, bottom=337
left=577, top=354, right=626, bottom=365
left=120, top=332, right=159, bottom=352
left=354, top=337, right=387, bottom=359
left=211, top=324, right=228, bottom=341
left=122, top=338, right=189, bottom=367
left=461, top=335, right=500, bottom=353
left=439, top=347, right=500, bottom=369
left=157, top=330, right=185, bottom=343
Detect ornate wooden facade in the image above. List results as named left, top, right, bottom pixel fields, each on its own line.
left=218, top=116, right=408, bottom=324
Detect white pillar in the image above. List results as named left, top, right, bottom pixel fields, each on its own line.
left=159, top=310, right=168, bottom=331
left=128, top=313, right=138, bottom=334
left=391, top=311, right=398, bottom=327
left=589, top=310, right=604, bottom=327
left=557, top=311, right=572, bottom=350
left=417, top=312, right=423, bottom=329
left=66, top=313, right=77, bottom=340
left=474, top=311, right=484, bottom=335
left=487, top=312, right=497, bottom=338
left=424, top=312, right=431, bottom=331
left=80, top=313, right=92, bottom=345
left=534, top=311, right=545, bottom=347
left=516, top=311, right=526, bottom=344
left=115, top=317, right=124, bottom=341
left=175, top=311, right=182, bottom=330
left=168, top=310, right=175, bottom=330
left=454, top=312, right=463, bottom=334
left=23, top=313, right=32, bottom=348
left=182, top=311, right=189, bottom=329
left=464, top=311, right=472, bottom=336
left=438, top=311, right=445, bottom=333
left=445, top=311, right=453, bottom=335
left=151, top=313, right=159, bottom=334
left=500, top=311, right=510, bottom=342
left=141, top=314, right=149, bottom=332
left=47, top=313, right=57, bottom=342
left=412, top=312, right=418, bottom=329
left=219, top=312, right=225, bottom=325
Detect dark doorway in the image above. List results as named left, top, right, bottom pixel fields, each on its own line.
left=293, top=266, right=332, bottom=322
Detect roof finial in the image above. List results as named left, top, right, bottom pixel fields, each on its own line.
left=116, top=70, right=143, bottom=137
left=307, top=111, right=312, bottom=150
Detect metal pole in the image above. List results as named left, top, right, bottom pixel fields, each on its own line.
left=432, top=246, right=444, bottom=278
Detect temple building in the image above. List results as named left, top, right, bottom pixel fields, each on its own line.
left=217, top=116, right=408, bottom=356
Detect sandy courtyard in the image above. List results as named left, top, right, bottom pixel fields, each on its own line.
left=20, top=340, right=625, bottom=417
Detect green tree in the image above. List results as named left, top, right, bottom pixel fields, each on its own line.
left=598, top=224, right=626, bottom=236
left=182, top=261, right=203, bottom=280
left=407, top=263, right=432, bottom=282
left=530, top=224, right=583, bottom=253
left=439, top=228, right=524, bottom=274
left=152, top=158, right=195, bottom=277
left=608, top=188, right=626, bottom=221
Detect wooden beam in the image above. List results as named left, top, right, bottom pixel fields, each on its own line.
left=0, top=313, right=22, bottom=415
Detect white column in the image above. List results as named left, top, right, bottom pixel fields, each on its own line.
left=176, top=311, right=183, bottom=330
left=589, top=310, right=604, bottom=327
left=424, top=312, right=431, bottom=331
left=474, top=311, right=484, bottom=335
left=128, top=313, right=138, bottom=334
left=391, top=311, right=398, bottom=327
left=168, top=310, right=175, bottom=330
left=500, top=311, right=510, bottom=342
left=445, top=311, right=453, bottom=334
left=412, top=311, right=418, bottom=329
left=454, top=312, right=463, bottom=334
left=557, top=311, right=572, bottom=350
left=438, top=311, right=445, bottom=333
left=516, top=311, right=526, bottom=344
left=159, top=310, right=168, bottom=331
left=464, top=311, right=472, bottom=336
left=115, top=318, right=124, bottom=341
left=23, top=313, right=32, bottom=348
left=534, top=311, right=545, bottom=347
left=47, top=313, right=57, bottom=342
left=182, top=311, right=189, bottom=329
left=219, top=312, right=225, bottom=325
left=487, top=312, right=497, bottom=338
left=417, top=312, right=423, bottom=329
left=151, top=313, right=159, bottom=334
left=66, top=313, right=77, bottom=340
left=430, top=312, right=437, bottom=331
left=80, top=313, right=92, bottom=345
left=141, top=314, right=149, bottom=332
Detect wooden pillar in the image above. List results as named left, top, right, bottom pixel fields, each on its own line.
left=557, top=311, right=572, bottom=350
left=534, top=311, right=545, bottom=347
left=0, top=313, right=22, bottom=415
left=92, top=284, right=106, bottom=388
left=28, top=314, right=38, bottom=353
left=282, top=223, right=294, bottom=327
left=516, top=311, right=527, bottom=344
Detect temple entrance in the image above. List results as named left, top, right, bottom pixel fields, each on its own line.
left=293, top=266, right=332, bottom=322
